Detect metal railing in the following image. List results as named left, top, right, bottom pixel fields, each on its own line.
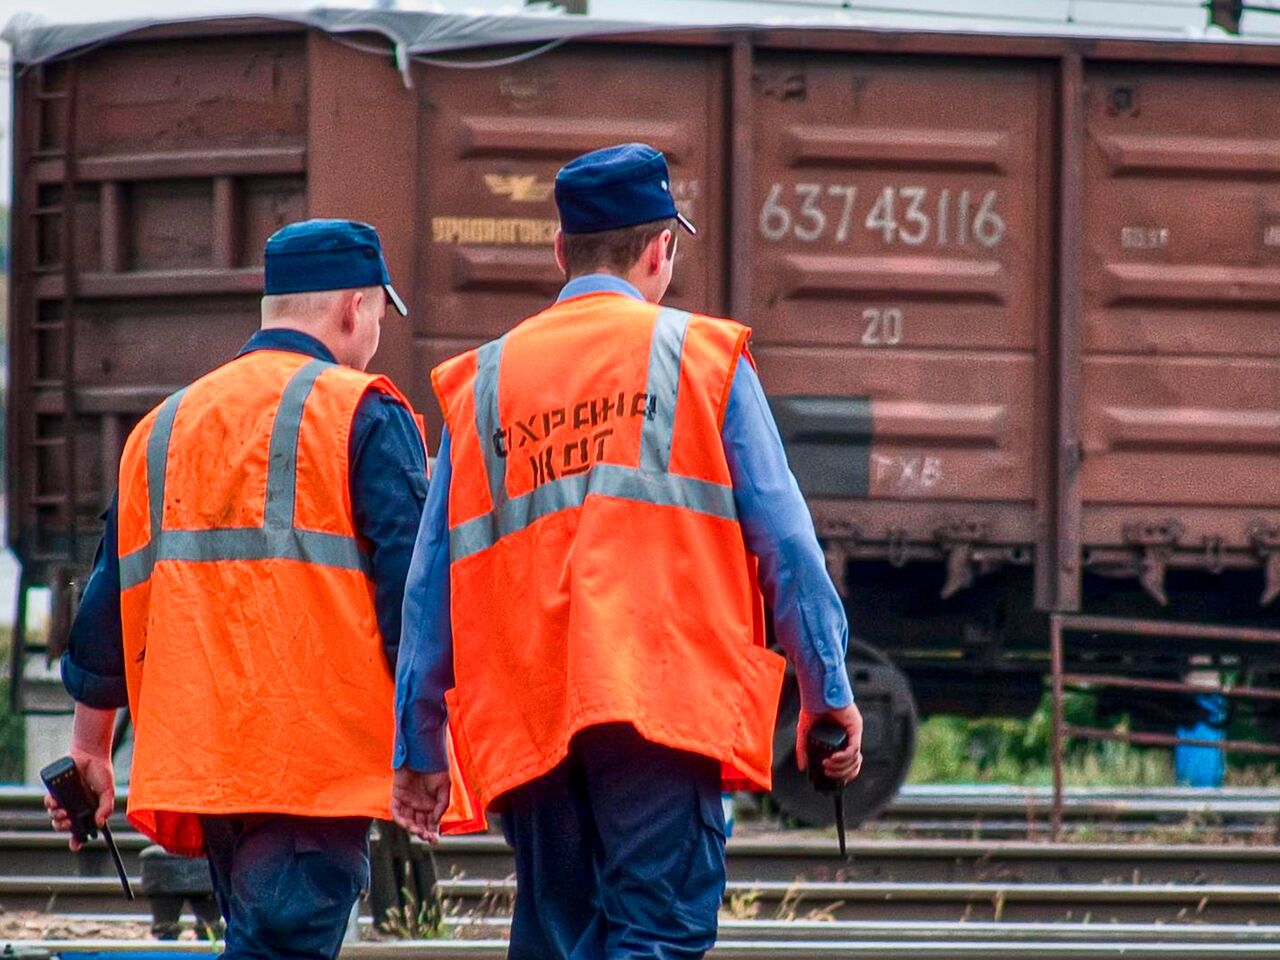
left=1050, top=613, right=1280, bottom=838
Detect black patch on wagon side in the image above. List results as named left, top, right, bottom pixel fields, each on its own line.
left=768, top=395, right=872, bottom=498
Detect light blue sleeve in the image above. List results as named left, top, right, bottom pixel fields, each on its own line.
left=393, top=427, right=455, bottom=773
left=722, top=361, right=854, bottom=711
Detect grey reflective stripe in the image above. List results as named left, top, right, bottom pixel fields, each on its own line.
left=639, top=307, right=690, bottom=473
left=118, top=548, right=150, bottom=591
left=264, top=359, right=328, bottom=529
left=120, top=361, right=371, bottom=589
left=449, top=464, right=736, bottom=561
left=120, top=528, right=370, bottom=589
left=145, top=389, right=187, bottom=555
left=474, top=336, right=508, bottom=510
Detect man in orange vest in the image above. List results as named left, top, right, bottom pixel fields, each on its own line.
left=44, top=220, right=428, bottom=960
left=392, top=143, right=862, bottom=957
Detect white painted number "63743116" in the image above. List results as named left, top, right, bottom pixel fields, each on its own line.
left=759, top=182, right=1005, bottom=248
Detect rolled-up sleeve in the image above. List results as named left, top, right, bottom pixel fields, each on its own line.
left=61, top=494, right=129, bottom=710
left=393, top=428, right=455, bottom=773
left=722, top=361, right=854, bottom=711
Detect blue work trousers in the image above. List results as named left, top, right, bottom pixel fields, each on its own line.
left=499, top=723, right=727, bottom=960
left=201, top=814, right=371, bottom=960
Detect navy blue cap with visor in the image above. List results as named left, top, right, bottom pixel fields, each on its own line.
left=555, top=143, right=696, bottom=236
left=264, top=218, right=407, bottom=316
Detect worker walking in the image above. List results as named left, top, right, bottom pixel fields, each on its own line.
left=391, top=143, right=862, bottom=958
left=45, top=220, right=428, bottom=960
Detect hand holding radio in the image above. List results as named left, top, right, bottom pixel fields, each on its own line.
left=42, top=754, right=133, bottom=899
left=42, top=752, right=115, bottom=852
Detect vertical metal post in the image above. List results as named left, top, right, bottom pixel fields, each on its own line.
left=100, top=413, right=123, bottom=507
left=1050, top=613, right=1066, bottom=840
left=212, top=176, right=239, bottom=270
left=1055, top=53, right=1084, bottom=612
left=59, top=62, right=81, bottom=574
left=728, top=37, right=754, bottom=321
left=99, top=181, right=125, bottom=273
left=8, top=567, right=31, bottom=713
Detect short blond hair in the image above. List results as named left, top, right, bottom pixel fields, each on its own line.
left=260, top=287, right=380, bottom=324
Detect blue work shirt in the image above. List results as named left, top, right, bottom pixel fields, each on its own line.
left=394, top=274, right=854, bottom=773
left=61, top=328, right=429, bottom=710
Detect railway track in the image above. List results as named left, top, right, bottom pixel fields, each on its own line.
left=8, top=874, right=1280, bottom=925
left=16, top=917, right=1280, bottom=944
left=15, top=940, right=1280, bottom=959
left=11, top=831, right=1280, bottom=885
left=4, top=785, right=1279, bottom=838
left=7, top=785, right=1280, bottom=940
left=435, top=877, right=1280, bottom=924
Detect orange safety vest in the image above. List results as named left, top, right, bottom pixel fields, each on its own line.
left=116, top=348, right=422, bottom=856
left=432, top=292, right=786, bottom=834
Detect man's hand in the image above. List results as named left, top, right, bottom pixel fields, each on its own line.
left=796, top=703, right=864, bottom=785
left=391, top=768, right=451, bottom=844
left=44, top=752, right=115, bottom=852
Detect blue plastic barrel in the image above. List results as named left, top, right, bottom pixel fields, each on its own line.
left=1174, top=693, right=1226, bottom=788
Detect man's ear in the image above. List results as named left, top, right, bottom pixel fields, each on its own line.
left=340, top=291, right=361, bottom=334
left=554, top=230, right=568, bottom=277
left=645, top=230, right=669, bottom=276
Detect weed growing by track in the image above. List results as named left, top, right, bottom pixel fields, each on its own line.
left=0, top=628, right=26, bottom=782
left=909, top=691, right=1280, bottom=788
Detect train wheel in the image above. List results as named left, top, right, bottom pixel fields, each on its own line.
left=769, top=638, right=918, bottom=827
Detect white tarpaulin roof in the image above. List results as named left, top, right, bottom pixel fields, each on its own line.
left=0, top=2, right=1264, bottom=66
left=5, top=7, right=701, bottom=64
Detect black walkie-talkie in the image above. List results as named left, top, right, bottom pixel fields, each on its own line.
left=805, top=721, right=849, bottom=858
left=40, top=756, right=134, bottom=900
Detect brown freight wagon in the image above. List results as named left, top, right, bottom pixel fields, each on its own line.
left=8, top=10, right=1280, bottom=822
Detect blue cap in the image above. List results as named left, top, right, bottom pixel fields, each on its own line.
left=264, top=219, right=407, bottom=316
left=554, top=143, right=696, bottom=236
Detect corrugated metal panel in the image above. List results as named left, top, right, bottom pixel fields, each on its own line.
left=1080, top=61, right=1280, bottom=563
left=745, top=51, right=1054, bottom=556
left=10, top=29, right=308, bottom=580
left=410, top=40, right=728, bottom=438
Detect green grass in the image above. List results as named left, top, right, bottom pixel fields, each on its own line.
left=0, top=627, right=26, bottom=782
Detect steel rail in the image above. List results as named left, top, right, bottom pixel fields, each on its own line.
left=445, top=917, right=1280, bottom=942
left=439, top=878, right=1280, bottom=903
left=13, top=832, right=1280, bottom=883
left=21, top=940, right=1280, bottom=959
left=7, top=785, right=1280, bottom=815
left=15, top=875, right=1280, bottom=918
left=11, top=833, right=1280, bottom=895
left=434, top=878, right=1280, bottom=923
left=28, top=915, right=1280, bottom=944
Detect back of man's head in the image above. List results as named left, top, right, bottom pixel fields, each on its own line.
left=560, top=217, right=678, bottom=279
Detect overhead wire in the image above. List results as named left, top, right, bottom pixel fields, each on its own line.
left=692, top=0, right=1210, bottom=24
left=756, top=0, right=1208, bottom=12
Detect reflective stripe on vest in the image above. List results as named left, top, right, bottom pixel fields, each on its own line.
left=449, top=307, right=737, bottom=562
left=119, top=358, right=371, bottom=589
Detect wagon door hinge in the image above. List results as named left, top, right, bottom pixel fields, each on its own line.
left=887, top=528, right=910, bottom=569
left=1123, top=520, right=1184, bottom=607
left=822, top=537, right=855, bottom=599
left=937, top=519, right=993, bottom=600
left=1248, top=522, right=1280, bottom=607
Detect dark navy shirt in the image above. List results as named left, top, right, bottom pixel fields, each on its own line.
left=393, top=275, right=853, bottom=772
left=61, top=328, right=429, bottom=710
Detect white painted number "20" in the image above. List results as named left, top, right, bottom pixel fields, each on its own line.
left=861, top=307, right=903, bottom=347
